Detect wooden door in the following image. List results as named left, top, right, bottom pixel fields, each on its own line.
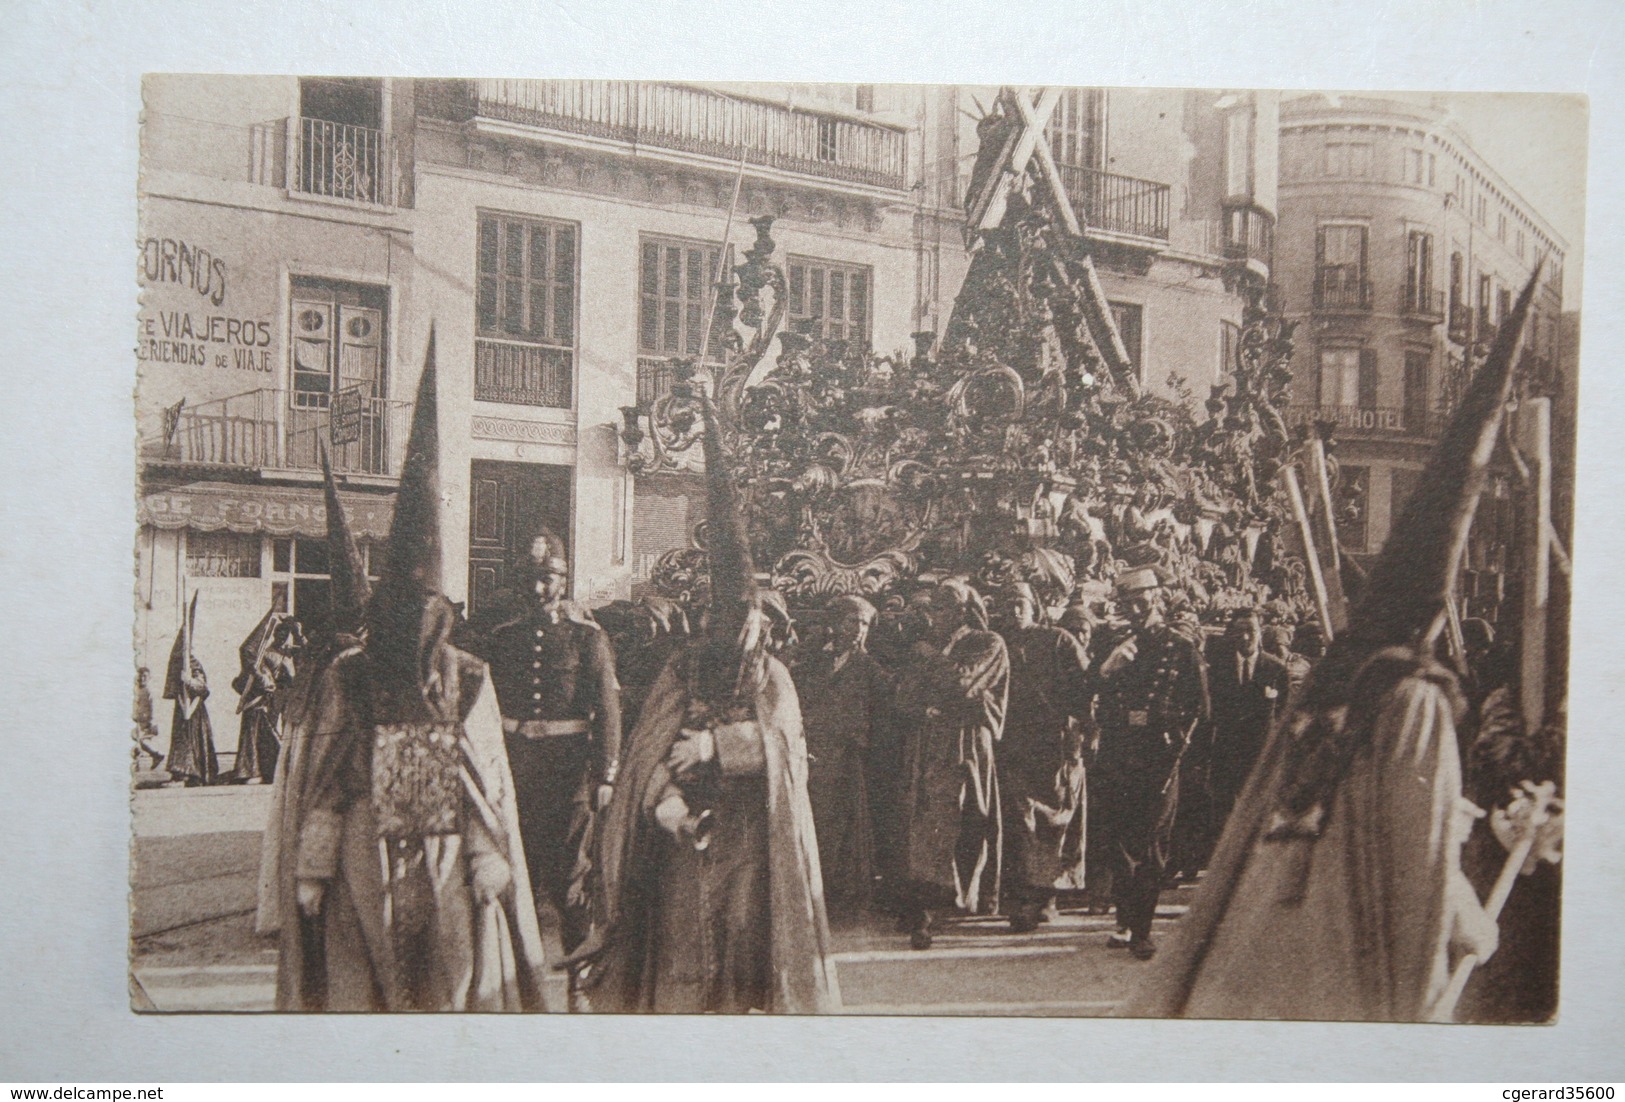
left=467, top=460, right=572, bottom=622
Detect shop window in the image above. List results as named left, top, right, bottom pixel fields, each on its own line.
left=269, top=536, right=377, bottom=636
left=788, top=257, right=872, bottom=345
left=186, top=531, right=261, bottom=579
left=475, top=213, right=577, bottom=407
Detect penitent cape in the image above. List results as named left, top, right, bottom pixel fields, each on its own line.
left=1124, top=269, right=1540, bottom=1022
left=584, top=650, right=840, bottom=1013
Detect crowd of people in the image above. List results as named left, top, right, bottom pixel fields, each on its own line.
left=137, top=321, right=1561, bottom=1021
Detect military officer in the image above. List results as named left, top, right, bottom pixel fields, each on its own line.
left=480, top=533, right=621, bottom=953
left=1093, top=565, right=1209, bottom=960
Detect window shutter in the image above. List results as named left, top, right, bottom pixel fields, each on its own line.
left=1358, top=347, right=1378, bottom=410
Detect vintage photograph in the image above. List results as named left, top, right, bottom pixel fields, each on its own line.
left=131, top=78, right=1579, bottom=1022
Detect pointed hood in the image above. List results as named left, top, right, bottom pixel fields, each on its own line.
left=693, top=384, right=767, bottom=705
left=321, top=444, right=372, bottom=636
left=366, top=330, right=455, bottom=702
left=1271, top=265, right=1541, bottom=825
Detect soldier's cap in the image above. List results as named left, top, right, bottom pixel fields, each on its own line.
left=518, top=532, right=570, bottom=578
left=1115, top=565, right=1163, bottom=595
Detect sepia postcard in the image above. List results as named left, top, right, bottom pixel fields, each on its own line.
left=129, top=76, right=1583, bottom=1026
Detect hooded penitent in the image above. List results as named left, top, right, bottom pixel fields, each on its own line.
left=690, top=386, right=767, bottom=710
left=280, top=332, right=550, bottom=1011
left=575, top=378, right=840, bottom=1013
left=255, top=445, right=374, bottom=949
left=1125, top=267, right=1541, bottom=1022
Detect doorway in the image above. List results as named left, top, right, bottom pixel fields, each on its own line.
left=467, top=459, right=573, bottom=624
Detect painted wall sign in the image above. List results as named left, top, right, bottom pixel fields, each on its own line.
left=139, top=238, right=228, bottom=306
left=137, top=238, right=276, bottom=372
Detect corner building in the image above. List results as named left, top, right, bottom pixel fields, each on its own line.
left=1274, top=94, right=1566, bottom=565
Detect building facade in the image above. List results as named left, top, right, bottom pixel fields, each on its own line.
left=1274, top=94, right=1567, bottom=562
left=134, top=79, right=1272, bottom=760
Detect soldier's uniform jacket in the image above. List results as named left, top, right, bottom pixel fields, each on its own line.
left=1096, top=621, right=1210, bottom=755
left=484, top=607, right=622, bottom=784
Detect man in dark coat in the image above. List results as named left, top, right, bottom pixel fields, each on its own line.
left=478, top=532, right=621, bottom=956
left=1093, top=566, right=1209, bottom=959
left=791, top=594, right=892, bottom=921
left=992, top=582, right=1091, bottom=931
left=1196, top=607, right=1290, bottom=863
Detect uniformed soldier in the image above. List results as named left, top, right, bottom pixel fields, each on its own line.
left=1093, top=565, right=1209, bottom=960
left=480, top=533, right=621, bottom=953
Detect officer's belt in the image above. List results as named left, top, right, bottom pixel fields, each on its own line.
left=502, top=718, right=591, bottom=739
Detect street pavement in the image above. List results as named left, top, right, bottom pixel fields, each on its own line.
left=130, top=785, right=1189, bottom=1015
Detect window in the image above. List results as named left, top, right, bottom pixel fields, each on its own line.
left=1322, top=142, right=1346, bottom=176
left=788, top=257, right=872, bottom=345
left=186, top=531, right=261, bottom=579
left=854, top=85, right=875, bottom=113
left=1404, top=230, right=1434, bottom=311
left=1045, top=89, right=1106, bottom=170
left=1517, top=227, right=1526, bottom=259
left=1403, top=350, right=1431, bottom=433
left=1498, top=287, right=1513, bottom=326
left=1316, top=223, right=1368, bottom=306
left=295, top=78, right=388, bottom=204
left=1428, top=152, right=1437, bottom=186
left=270, top=536, right=378, bottom=638
left=638, top=236, right=730, bottom=360
left=1449, top=251, right=1464, bottom=310
left=475, top=213, right=577, bottom=407
left=1498, top=212, right=1508, bottom=242
left=1404, top=148, right=1426, bottom=185
left=288, top=277, right=389, bottom=473
left=1225, top=110, right=1252, bottom=197
left=1348, top=143, right=1372, bottom=177
left=1477, top=273, right=1493, bottom=331
left=1319, top=346, right=1376, bottom=409
left=1109, top=301, right=1144, bottom=379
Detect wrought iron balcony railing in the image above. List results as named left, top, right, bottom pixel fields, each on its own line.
left=152, top=388, right=411, bottom=476
left=1286, top=403, right=1441, bottom=439
left=1312, top=270, right=1374, bottom=312
left=474, top=338, right=574, bottom=408
left=1054, top=162, right=1171, bottom=242
left=435, top=80, right=910, bottom=191
left=1223, top=204, right=1274, bottom=266
left=1399, top=285, right=1446, bottom=321
left=291, top=117, right=394, bottom=205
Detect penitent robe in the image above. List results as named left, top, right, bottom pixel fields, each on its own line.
left=284, top=646, right=550, bottom=1012
left=1126, top=652, right=1484, bottom=1021
left=894, top=627, right=1010, bottom=914
left=998, top=625, right=1091, bottom=903
left=581, top=649, right=839, bottom=1014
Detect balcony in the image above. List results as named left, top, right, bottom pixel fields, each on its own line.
left=1399, top=285, right=1446, bottom=322
left=151, top=388, right=411, bottom=476
left=434, top=80, right=909, bottom=192
left=1053, top=162, right=1171, bottom=242
left=637, top=357, right=678, bottom=406
left=1286, top=404, right=1440, bottom=439
left=290, top=117, right=395, bottom=205
left=474, top=339, right=573, bottom=408
left=1312, top=270, right=1373, bottom=312
left=1223, top=205, right=1274, bottom=269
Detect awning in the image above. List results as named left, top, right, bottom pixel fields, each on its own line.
left=138, top=481, right=395, bottom=540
